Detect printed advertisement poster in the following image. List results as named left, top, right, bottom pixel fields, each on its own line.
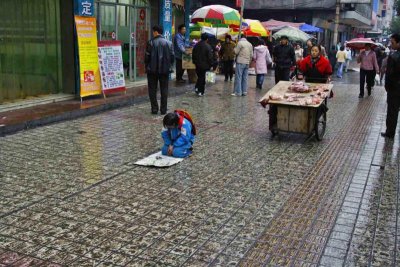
left=98, top=41, right=126, bottom=93
left=75, top=16, right=102, bottom=97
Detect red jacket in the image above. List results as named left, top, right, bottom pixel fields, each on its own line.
left=298, top=55, right=333, bottom=77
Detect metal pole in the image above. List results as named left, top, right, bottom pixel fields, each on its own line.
left=238, top=0, right=245, bottom=40
left=333, top=0, right=340, bottom=48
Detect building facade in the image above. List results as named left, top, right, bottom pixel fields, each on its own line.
left=0, top=0, right=189, bottom=104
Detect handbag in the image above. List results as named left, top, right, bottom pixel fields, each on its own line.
left=206, top=71, right=216, bottom=83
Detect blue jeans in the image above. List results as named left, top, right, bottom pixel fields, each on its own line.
left=256, top=74, right=265, bottom=87
left=234, top=63, right=249, bottom=95
left=337, top=62, right=344, bottom=78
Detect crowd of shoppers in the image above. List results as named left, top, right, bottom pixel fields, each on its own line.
left=146, top=24, right=399, bottom=140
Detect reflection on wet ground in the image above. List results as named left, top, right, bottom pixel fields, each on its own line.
left=0, top=72, right=398, bottom=266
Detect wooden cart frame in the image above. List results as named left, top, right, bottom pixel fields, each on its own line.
left=259, top=81, right=333, bottom=141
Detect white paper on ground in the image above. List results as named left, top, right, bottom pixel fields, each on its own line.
left=134, top=151, right=184, bottom=167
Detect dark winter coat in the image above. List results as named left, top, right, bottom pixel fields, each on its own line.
left=273, top=44, right=296, bottom=69
left=192, top=40, right=213, bottom=70
left=145, top=35, right=174, bottom=74
left=385, top=50, right=400, bottom=92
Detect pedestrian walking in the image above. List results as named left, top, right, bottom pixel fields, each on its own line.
left=173, top=24, right=188, bottom=83
left=336, top=41, right=341, bottom=52
left=294, top=43, right=304, bottom=62
left=272, top=35, right=296, bottom=84
left=145, top=25, right=174, bottom=115
left=219, top=34, right=236, bottom=82
left=320, top=43, right=327, bottom=58
left=303, top=39, right=313, bottom=58
left=328, top=45, right=337, bottom=72
left=376, top=47, right=387, bottom=85
left=381, top=34, right=400, bottom=139
left=357, top=43, right=379, bottom=98
left=232, top=36, right=253, bottom=96
left=344, top=46, right=352, bottom=72
left=253, top=39, right=272, bottom=89
left=336, top=46, right=347, bottom=78
left=298, top=45, right=332, bottom=83
left=192, top=33, right=213, bottom=97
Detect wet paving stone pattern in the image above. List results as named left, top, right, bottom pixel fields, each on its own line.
left=0, top=73, right=399, bottom=266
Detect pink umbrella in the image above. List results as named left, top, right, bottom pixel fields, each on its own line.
left=346, top=38, right=377, bottom=50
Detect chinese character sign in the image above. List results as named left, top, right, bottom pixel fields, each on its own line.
left=75, top=16, right=102, bottom=97
left=160, top=0, right=172, bottom=41
left=98, top=41, right=126, bottom=93
left=75, top=0, right=94, bottom=17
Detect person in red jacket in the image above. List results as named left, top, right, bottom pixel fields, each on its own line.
left=298, top=45, right=333, bottom=83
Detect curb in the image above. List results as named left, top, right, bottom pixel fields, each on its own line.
left=0, top=85, right=192, bottom=137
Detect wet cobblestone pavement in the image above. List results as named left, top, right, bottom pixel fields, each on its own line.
left=0, top=72, right=399, bottom=266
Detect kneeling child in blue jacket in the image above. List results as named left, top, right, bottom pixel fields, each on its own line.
left=161, top=112, right=195, bottom=158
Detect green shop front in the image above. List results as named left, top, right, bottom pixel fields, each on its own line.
left=0, top=0, right=157, bottom=105
left=0, top=0, right=188, bottom=105
left=94, top=0, right=157, bottom=81
left=0, top=0, right=70, bottom=104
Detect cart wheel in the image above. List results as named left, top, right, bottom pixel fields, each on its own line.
left=315, top=110, right=327, bottom=141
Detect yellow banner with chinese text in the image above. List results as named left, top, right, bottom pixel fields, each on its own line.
left=75, top=16, right=102, bottom=98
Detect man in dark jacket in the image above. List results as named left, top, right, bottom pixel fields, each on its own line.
left=145, top=25, right=174, bottom=115
left=192, top=33, right=213, bottom=96
left=381, top=33, right=400, bottom=138
left=273, top=35, right=296, bottom=84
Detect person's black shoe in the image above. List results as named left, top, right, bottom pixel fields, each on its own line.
left=151, top=111, right=158, bottom=115
left=358, top=95, right=364, bottom=98
left=381, top=132, right=394, bottom=138
left=161, top=111, right=167, bottom=115
left=224, top=78, right=228, bottom=82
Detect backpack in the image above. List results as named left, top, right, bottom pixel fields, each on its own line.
left=175, top=109, right=197, bottom=135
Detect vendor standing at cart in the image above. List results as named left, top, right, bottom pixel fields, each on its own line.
left=297, top=45, right=333, bottom=83
left=272, top=35, right=296, bottom=84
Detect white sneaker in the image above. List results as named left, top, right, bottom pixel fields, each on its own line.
left=231, top=93, right=239, bottom=96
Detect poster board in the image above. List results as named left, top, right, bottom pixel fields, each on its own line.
left=98, top=41, right=126, bottom=94
left=134, top=151, right=184, bottom=167
left=74, top=16, right=102, bottom=98
left=182, top=47, right=196, bottom=69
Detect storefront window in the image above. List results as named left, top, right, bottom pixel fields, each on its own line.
left=118, top=0, right=135, bottom=4
left=0, top=0, right=62, bottom=103
left=100, top=5, right=116, bottom=40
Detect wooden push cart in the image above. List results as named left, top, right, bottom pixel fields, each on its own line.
left=259, top=81, right=334, bottom=141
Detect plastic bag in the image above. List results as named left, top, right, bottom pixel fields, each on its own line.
left=206, top=71, right=216, bottom=83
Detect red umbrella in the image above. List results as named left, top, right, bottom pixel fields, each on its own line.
left=346, top=38, right=377, bottom=50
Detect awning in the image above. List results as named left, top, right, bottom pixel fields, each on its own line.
left=299, top=24, right=323, bottom=33
left=261, top=19, right=304, bottom=31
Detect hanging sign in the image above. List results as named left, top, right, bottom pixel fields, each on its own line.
left=98, top=41, right=126, bottom=94
left=160, top=0, right=172, bottom=41
left=74, top=0, right=94, bottom=17
left=75, top=16, right=102, bottom=97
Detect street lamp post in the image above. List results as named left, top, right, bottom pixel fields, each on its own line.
left=238, top=0, right=246, bottom=40
left=333, top=0, right=340, bottom=47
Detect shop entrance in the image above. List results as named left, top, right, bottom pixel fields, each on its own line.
left=95, top=1, right=150, bottom=81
